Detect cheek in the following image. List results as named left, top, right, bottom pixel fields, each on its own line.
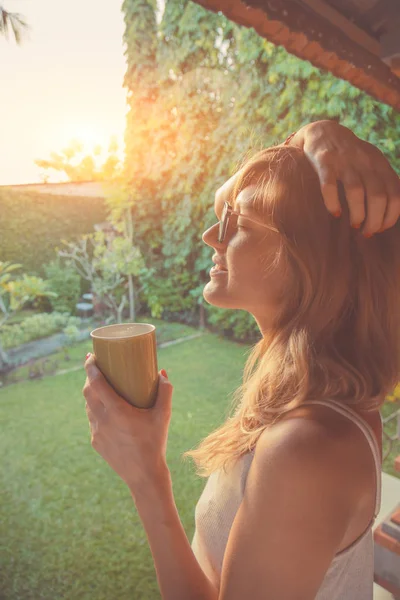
left=228, top=236, right=281, bottom=283
left=229, top=246, right=262, bottom=282
left=259, top=247, right=290, bottom=298
left=228, top=238, right=252, bottom=269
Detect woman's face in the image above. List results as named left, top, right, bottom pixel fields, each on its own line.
left=202, top=170, right=284, bottom=335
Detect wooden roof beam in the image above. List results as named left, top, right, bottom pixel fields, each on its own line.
left=380, top=16, right=400, bottom=75
left=300, top=0, right=381, bottom=56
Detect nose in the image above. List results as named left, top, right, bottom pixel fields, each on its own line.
left=202, top=223, right=223, bottom=248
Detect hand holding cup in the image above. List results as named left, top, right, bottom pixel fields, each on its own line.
left=82, top=323, right=173, bottom=491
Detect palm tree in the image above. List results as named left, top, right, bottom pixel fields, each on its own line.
left=0, top=5, right=29, bottom=44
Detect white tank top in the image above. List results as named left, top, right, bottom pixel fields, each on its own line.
left=191, top=398, right=382, bottom=599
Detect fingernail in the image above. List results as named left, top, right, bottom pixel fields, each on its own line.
left=377, top=226, right=385, bottom=233
left=363, top=233, right=373, bottom=239
left=85, top=352, right=91, bottom=361
left=351, top=223, right=361, bottom=229
left=332, top=210, right=342, bottom=218
left=161, top=369, right=168, bottom=379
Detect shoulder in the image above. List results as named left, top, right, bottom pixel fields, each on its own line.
left=255, top=410, right=354, bottom=484
left=255, top=406, right=362, bottom=494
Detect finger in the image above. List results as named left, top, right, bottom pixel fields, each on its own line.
left=359, top=172, right=388, bottom=235
left=84, top=353, right=99, bottom=376
left=312, top=162, right=341, bottom=216
left=304, top=149, right=343, bottom=215
left=340, top=169, right=366, bottom=227
left=84, top=388, right=106, bottom=420
left=84, top=356, right=126, bottom=410
left=154, top=371, right=173, bottom=421
left=85, top=401, right=100, bottom=429
left=379, top=174, right=400, bottom=232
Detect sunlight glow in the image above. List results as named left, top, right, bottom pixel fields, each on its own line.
left=59, top=124, right=108, bottom=153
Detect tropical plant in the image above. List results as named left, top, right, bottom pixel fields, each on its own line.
left=0, top=262, right=57, bottom=370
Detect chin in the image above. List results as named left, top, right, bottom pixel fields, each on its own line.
left=202, top=284, right=242, bottom=310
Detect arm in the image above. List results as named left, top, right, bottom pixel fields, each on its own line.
left=217, top=418, right=356, bottom=600
left=285, top=120, right=400, bottom=236
left=130, top=464, right=219, bottom=600
left=82, top=358, right=218, bottom=600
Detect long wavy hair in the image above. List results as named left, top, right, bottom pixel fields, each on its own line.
left=182, top=144, right=400, bottom=478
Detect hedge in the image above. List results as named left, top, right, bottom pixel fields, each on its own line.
left=0, top=188, right=107, bottom=276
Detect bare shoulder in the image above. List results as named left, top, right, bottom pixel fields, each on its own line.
left=258, top=404, right=350, bottom=453
left=257, top=404, right=371, bottom=503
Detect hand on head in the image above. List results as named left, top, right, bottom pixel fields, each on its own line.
left=287, top=121, right=400, bottom=237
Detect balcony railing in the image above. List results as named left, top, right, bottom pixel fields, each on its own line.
left=382, top=405, right=400, bottom=462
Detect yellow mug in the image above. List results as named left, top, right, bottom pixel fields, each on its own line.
left=90, top=323, right=159, bottom=409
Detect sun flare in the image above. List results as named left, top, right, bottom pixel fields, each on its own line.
left=62, top=125, right=105, bottom=152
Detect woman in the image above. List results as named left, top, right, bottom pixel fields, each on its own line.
left=83, top=119, right=400, bottom=600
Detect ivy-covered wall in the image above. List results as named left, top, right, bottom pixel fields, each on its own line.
left=0, top=188, right=107, bottom=276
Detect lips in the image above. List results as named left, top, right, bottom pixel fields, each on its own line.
left=213, top=264, right=228, bottom=272
left=212, top=256, right=228, bottom=271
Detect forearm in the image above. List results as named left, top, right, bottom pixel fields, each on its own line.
left=130, top=466, right=219, bottom=600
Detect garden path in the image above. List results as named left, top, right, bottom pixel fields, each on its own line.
left=8, top=327, right=92, bottom=366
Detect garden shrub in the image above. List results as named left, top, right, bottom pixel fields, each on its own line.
left=205, top=304, right=262, bottom=344
left=0, top=312, right=81, bottom=349
left=44, top=258, right=82, bottom=315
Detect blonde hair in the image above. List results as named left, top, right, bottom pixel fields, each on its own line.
left=182, top=144, right=400, bottom=478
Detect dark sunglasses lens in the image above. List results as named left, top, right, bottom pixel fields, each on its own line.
left=219, top=203, right=228, bottom=242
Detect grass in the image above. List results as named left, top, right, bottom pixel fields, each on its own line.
left=1, top=327, right=399, bottom=600
left=0, top=331, right=246, bottom=600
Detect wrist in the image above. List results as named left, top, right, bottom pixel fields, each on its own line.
left=128, top=460, right=172, bottom=501
left=287, top=120, right=340, bottom=148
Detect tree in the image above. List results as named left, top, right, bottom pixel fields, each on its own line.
left=58, top=228, right=145, bottom=325
left=102, top=182, right=145, bottom=322
left=0, top=6, right=29, bottom=44
left=34, top=136, right=124, bottom=182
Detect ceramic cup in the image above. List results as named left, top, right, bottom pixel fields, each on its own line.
left=90, top=323, right=158, bottom=408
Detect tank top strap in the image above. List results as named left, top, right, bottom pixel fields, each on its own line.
left=299, top=398, right=382, bottom=518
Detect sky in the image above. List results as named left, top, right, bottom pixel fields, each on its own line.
left=0, top=0, right=164, bottom=185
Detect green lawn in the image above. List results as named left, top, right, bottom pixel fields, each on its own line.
left=0, top=331, right=246, bottom=600
left=1, top=329, right=399, bottom=600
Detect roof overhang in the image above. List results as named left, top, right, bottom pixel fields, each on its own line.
left=193, top=0, right=400, bottom=111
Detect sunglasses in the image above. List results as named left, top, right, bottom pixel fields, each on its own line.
left=218, top=200, right=279, bottom=243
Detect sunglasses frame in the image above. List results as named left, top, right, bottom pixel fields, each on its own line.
left=218, top=200, right=279, bottom=243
